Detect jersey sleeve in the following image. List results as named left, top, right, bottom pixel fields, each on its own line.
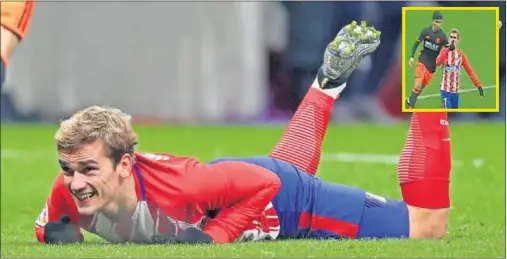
left=416, top=28, right=427, bottom=43
left=442, top=34, right=449, bottom=46
left=0, top=1, right=34, bottom=39
left=175, top=159, right=281, bottom=244
left=34, top=173, right=83, bottom=243
left=436, top=47, right=450, bottom=66
left=461, top=52, right=482, bottom=87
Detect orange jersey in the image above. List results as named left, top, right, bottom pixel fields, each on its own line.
left=34, top=153, right=281, bottom=244
left=1, top=1, right=34, bottom=39
left=436, top=47, right=482, bottom=93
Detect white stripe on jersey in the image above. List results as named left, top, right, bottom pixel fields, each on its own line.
left=440, top=51, right=463, bottom=93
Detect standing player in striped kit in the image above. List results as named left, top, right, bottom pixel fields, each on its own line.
left=436, top=29, right=484, bottom=109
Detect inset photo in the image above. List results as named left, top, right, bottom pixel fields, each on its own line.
left=402, top=7, right=500, bottom=112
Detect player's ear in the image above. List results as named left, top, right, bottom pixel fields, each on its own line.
left=117, top=154, right=133, bottom=178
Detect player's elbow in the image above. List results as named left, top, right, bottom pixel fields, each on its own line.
left=35, top=227, right=46, bottom=243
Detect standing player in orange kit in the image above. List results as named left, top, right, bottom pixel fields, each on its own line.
left=1, top=1, right=35, bottom=88
left=436, top=28, right=483, bottom=109
left=33, top=21, right=453, bottom=245
left=406, top=11, right=449, bottom=108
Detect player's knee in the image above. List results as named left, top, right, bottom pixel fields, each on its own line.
left=414, top=79, right=423, bottom=90
left=408, top=206, right=449, bottom=239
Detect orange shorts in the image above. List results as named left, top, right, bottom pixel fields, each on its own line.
left=415, top=62, right=435, bottom=87
left=0, top=1, right=34, bottom=40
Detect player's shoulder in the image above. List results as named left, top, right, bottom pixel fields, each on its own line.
left=50, top=172, right=69, bottom=193
left=136, top=152, right=198, bottom=164
left=135, top=152, right=202, bottom=174
left=421, top=26, right=432, bottom=33
left=438, top=29, right=448, bottom=38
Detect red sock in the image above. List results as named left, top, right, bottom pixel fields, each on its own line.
left=269, top=87, right=335, bottom=175
left=397, top=112, right=452, bottom=209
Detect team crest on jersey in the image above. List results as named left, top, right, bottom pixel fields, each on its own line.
left=445, top=65, right=460, bottom=72
left=436, top=38, right=441, bottom=44
left=35, top=204, right=49, bottom=227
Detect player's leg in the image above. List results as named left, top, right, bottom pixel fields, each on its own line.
left=406, top=63, right=426, bottom=108
left=397, top=112, right=451, bottom=239
left=441, top=90, right=452, bottom=109
left=270, top=21, right=381, bottom=175
left=452, top=93, right=459, bottom=109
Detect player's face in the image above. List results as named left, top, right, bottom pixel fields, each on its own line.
left=433, top=19, right=442, bottom=29
left=59, top=141, right=133, bottom=216
left=449, top=33, right=459, bottom=47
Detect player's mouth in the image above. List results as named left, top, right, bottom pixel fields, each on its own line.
left=72, top=189, right=98, bottom=203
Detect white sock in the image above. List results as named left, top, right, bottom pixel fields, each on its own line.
left=310, top=76, right=347, bottom=99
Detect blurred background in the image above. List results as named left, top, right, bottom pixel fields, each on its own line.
left=1, top=0, right=505, bottom=124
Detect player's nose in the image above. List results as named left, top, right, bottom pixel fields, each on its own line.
left=69, top=174, right=88, bottom=192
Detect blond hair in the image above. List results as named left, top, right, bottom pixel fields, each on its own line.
left=55, top=106, right=138, bottom=163
left=450, top=28, right=460, bottom=39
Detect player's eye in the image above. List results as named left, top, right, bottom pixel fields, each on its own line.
left=450, top=36, right=457, bottom=39
left=82, top=167, right=97, bottom=174
left=61, top=166, right=73, bottom=175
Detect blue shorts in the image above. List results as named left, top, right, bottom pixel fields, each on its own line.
left=356, top=193, right=410, bottom=239
left=441, top=90, right=459, bottom=109
left=209, top=156, right=410, bottom=240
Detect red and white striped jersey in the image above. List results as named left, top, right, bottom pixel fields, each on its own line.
left=436, top=48, right=482, bottom=93
left=34, top=153, right=281, bottom=244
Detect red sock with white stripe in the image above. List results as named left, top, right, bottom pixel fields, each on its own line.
left=397, top=112, right=452, bottom=209
left=270, top=77, right=345, bottom=175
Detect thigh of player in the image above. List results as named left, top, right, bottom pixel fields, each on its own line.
left=450, top=93, right=459, bottom=109
left=294, top=182, right=411, bottom=240
left=422, top=71, right=435, bottom=87
left=278, top=181, right=368, bottom=240
left=440, top=90, right=454, bottom=109
left=415, top=63, right=434, bottom=88
left=356, top=193, right=410, bottom=239
left=415, top=63, right=426, bottom=80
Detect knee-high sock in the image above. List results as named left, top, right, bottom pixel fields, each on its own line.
left=397, top=112, right=452, bottom=209
left=269, top=79, right=341, bottom=175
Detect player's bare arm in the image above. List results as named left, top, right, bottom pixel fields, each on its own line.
left=0, top=1, right=34, bottom=86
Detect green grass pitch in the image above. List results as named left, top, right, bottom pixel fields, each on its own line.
left=1, top=123, right=505, bottom=257
left=403, top=9, right=498, bottom=110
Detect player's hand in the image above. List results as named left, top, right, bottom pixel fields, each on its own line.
left=449, top=43, right=455, bottom=51
left=175, top=227, right=215, bottom=244
left=173, top=228, right=215, bottom=244
left=478, top=86, right=484, bottom=97
left=408, top=57, right=414, bottom=68
left=151, top=228, right=215, bottom=245
left=43, top=216, right=81, bottom=244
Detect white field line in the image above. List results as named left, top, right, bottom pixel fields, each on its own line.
left=418, top=85, right=495, bottom=100
left=3, top=149, right=478, bottom=168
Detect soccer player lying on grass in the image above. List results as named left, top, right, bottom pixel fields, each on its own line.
left=1, top=1, right=35, bottom=88
left=406, top=11, right=449, bottom=109
left=436, top=28, right=483, bottom=109
left=34, top=21, right=451, bottom=245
